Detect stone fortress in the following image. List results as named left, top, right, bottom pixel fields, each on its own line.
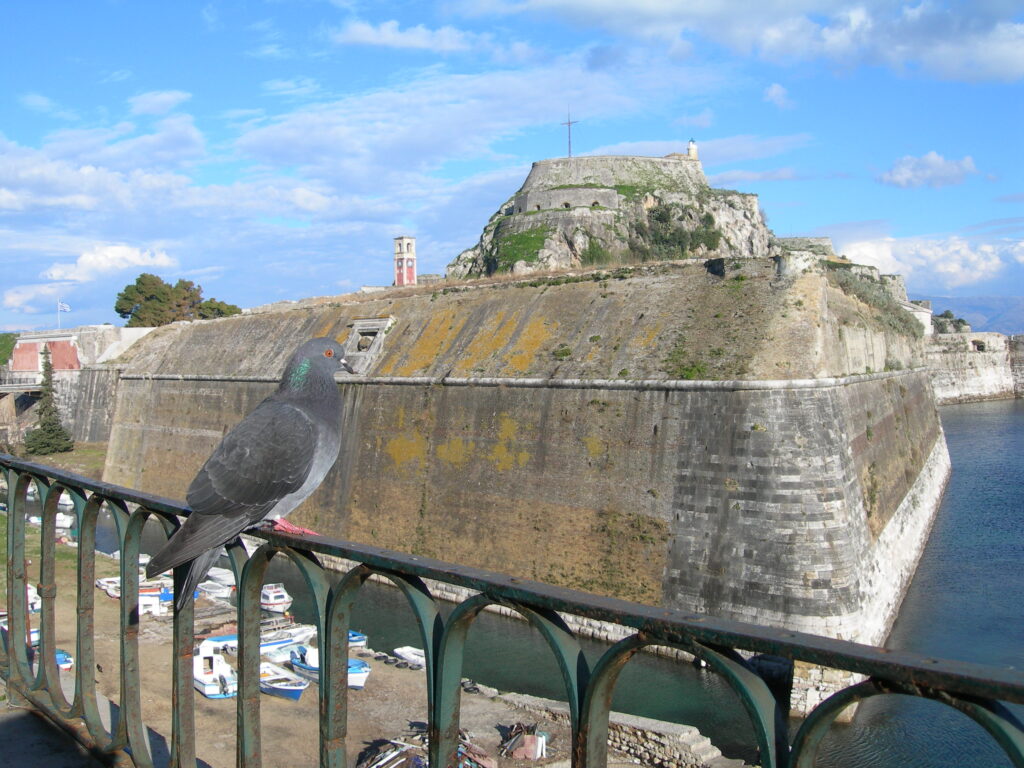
left=2, top=149, right=1022, bottom=718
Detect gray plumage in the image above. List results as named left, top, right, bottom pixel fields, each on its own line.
left=146, top=337, right=352, bottom=610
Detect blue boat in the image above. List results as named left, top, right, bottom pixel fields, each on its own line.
left=288, top=646, right=371, bottom=689
left=259, top=661, right=309, bottom=701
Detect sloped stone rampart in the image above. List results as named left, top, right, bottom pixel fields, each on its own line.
left=100, top=262, right=945, bottom=715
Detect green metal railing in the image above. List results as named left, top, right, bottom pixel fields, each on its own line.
left=3, top=453, right=1023, bottom=768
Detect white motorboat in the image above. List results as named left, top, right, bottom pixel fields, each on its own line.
left=194, top=648, right=237, bottom=699
left=260, top=583, right=293, bottom=613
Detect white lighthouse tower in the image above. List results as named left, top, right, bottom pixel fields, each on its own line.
left=394, top=236, right=416, bottom=287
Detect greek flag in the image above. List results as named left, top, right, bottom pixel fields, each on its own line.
left=57, top=300, right=70, bottom=312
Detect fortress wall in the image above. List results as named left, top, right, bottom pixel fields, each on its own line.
left=662, top=369, right=944, bottom=643
left=69, top=367, right=126, bottom=443
left=514, top=188, right=619, bottom=212
left=927, top=332, right=1016, bottom=403
left=1011, top=335, right=1024, bottom=397
left=99, top=268, right=945, bottom=715
left=520, top=156, right=707, bottom=196
left=105, top=366, right=944, bottom=648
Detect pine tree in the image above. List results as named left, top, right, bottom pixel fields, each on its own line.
left=23, top=346, right=74, bottom=455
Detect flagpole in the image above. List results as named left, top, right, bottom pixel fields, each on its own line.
left=57, top=297, right=60, bottom=329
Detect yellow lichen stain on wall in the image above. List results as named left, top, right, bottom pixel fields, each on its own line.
left=450, top=311, right=519, bottom=375
left=490, top=414, right=530, bottom=470
left=385, top=430, right=427, bottom=470
left=390, top=309, right=467, bottom=376
left=633, top=322, right=663, bottom=349
left=582, top=435, right=606, bottom=458
left=436, top=437, right=476, bottom=466
left=501, top=316, right=557, bottom=375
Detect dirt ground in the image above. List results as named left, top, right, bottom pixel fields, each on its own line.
left=40, top=556, right=573, bottom=768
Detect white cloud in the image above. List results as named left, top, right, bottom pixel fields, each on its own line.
left=101, top=69, right=132, bottom=84
left=262, top=78, right=321, bottom=97
left=42, top=245, right=177, bottom=283
left=469, top=1, right=1024, bottom=81
left=248, top=43, right=291, bottom=59
left=19, top=93, right=78, bottom=120
left=839, top=235, right=1012, bottom=289
left=763, top=83, right=793, bottom=109
left=129, top=90, right=192, bottom=115
left=328, top=19, right=476, bottom=52
left=878, top=151, right=978, bottom=188
left=3, top=282, right=70, bottom=311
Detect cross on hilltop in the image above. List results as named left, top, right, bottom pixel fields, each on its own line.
left=561, top=109, right=578, bottom=158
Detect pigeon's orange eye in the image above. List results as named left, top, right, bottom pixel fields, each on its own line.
left=324, top=349, right=335, bottom=358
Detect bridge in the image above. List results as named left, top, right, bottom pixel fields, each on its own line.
left=2, top=453, right=1023, bottom=767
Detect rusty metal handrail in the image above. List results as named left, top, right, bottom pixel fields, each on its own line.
left=3, top=453, right=1023, bottom=768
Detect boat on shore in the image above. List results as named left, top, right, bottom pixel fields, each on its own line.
left=393, top=646, right=425, bottom=667
left=259, top=661, right=310, bottom=701
left=197, top=581, right=234, bottom=600
left=260, top=583, right=293, bottom=613
left=194, top=647, right=237, bottom=699
left=288, top=646, right=371, bottom=689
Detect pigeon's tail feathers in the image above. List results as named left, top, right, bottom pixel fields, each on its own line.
left=146, top=511, right=251, bottom=578
left=174, top=548, right=221, bottom=612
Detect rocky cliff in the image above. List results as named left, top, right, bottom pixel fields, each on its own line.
left=447, top=155, right=775, bottom=278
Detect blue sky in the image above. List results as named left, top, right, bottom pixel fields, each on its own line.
left=2, top=1, right=1022, bottom=331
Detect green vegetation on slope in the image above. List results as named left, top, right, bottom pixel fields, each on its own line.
left=629, top=203, right=722, bottom=261
left=825, top=266, right=924, bottom=339
left=485, top=225, right=552, bottom=274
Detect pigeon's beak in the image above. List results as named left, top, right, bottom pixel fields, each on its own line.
left=340, top=357, right=355, bottom=374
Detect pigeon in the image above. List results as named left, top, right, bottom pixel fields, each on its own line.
left=145, top=337, right=353, bottom=611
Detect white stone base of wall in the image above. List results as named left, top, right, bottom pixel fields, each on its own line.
left=788, top=433, right=951, bottom=717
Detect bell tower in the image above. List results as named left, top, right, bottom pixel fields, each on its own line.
left=394, top=236, right=416, bottom=287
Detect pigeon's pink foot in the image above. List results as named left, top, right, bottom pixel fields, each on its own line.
left=270, top=518, right=319, bottom=536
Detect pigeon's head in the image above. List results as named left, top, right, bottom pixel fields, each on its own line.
left=284, top=338, right=354, bottom=387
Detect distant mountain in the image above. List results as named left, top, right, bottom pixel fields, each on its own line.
left=913, top=295, right=1024, bottom=335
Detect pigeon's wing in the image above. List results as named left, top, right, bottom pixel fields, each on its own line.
left=146, top=400, right=317, bottom=574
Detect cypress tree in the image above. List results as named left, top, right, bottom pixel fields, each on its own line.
left=23, top=346, right=74, bottom=455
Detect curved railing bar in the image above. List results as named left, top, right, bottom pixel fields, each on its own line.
left=6, top=472, right=40, bottom=687
left=578, top=632, right=648, bottom=766
left=365, top=569, right=444, bottom=713
left=74, top=493, right=116, bottom=746
left=114, top=505, right=160, bottom=768
left=235, top=542, right=332, bottom=768
left=434, top=594, right=588, bottom=768
left=791, top=678, right=1024, bottom=767
left=323, top=563, right=377, bottom=768
left=34, top=482, right=86, bottom=715
left=688, top=641, right=785, bottom=768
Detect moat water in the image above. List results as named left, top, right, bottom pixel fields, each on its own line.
left=86, top=397, right=1022, bottom=766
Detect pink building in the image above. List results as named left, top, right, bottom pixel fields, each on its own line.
left=394, top=236, right=416, bottom=287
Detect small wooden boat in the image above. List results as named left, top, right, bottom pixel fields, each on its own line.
left=259, top=661, right=310, bottom=701
left=393, top=646, right=425, bottom=666
left=55, top=648, right=74, bottom=671
left=288, top=646, right=371, bottom=689
left=348, top=629, right=368, bottom=648
left=260, top=583, right=293, bottom=613
left=197, top=581, right=234, bottom=600
left=206, top=566, right=236, bottom=586
left=194, top=648, right=237, bottom=699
